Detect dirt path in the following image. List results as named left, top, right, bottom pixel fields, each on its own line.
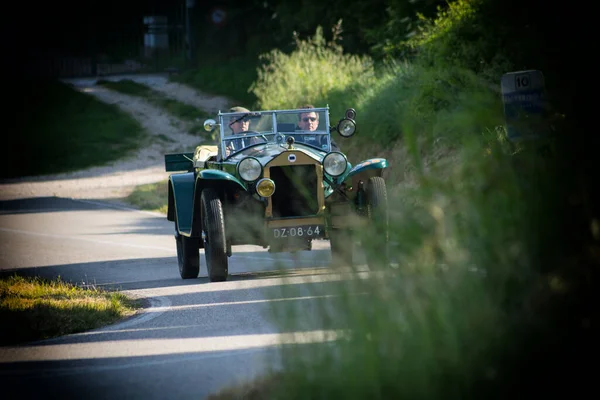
left=65, top=73, right=232, bottom=114
left=0, top=75, right=231, bottom=202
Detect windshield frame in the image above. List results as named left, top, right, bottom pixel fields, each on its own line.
left=216, top=106, right=332, bottom=158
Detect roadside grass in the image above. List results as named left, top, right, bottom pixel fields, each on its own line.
left=97, top=79, right=210, bottom=135
left=206, top=372, right=285, bottom=400
left=0, top=275, right=142, bottom=346
left=4, top=79, right=146, bottom=179
left=170, top=57, right=258, bottom=107
left=124, top=180, right=169, bottom=214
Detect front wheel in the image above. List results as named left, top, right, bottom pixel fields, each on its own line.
left=201, top=188, right=229, bottom=282
left=364, top=177, right=389, bottom=269
left=175, top=212, right=200, bottom=279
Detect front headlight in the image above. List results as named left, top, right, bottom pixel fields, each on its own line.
left=237, top=157, right=262, bottom=182
left=337, top=118, right=356, bottom=137
left=323, top=152, right=347, bottom=177
left=256, top=178, right=276, bottom=197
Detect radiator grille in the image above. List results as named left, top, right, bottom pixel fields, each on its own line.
left=269, top=165, right=319, bottom=217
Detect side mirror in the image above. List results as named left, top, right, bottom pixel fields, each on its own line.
left=204, top=119, right=218, bottom=132
left=336, top=118, right=356, bottom=138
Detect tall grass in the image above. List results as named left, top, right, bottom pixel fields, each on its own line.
left=263, top=129, right=561, bottom=400
left=231, top=20, right=572, bottom=399
left=249, top=26, right=376, bottom=112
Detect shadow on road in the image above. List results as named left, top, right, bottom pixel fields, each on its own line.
left=0, top=196, right=118, bottom=215
left=0, top=252, right=366, bottom=343
left=0, top=248, right=333, bottom=286
left=0, top=242, right=371, bottom=399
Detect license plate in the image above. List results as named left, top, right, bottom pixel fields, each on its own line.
left=272, top=225, right=324, bottom=238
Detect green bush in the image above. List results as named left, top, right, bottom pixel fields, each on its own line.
left=249, top=26, right=376, bottom=111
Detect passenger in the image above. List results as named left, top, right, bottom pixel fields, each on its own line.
left=225, top=106, right=264, bottom=156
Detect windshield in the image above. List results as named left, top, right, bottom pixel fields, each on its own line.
left=218, top=108, right=331, bottom=157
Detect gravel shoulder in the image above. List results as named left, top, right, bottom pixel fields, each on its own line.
left=0, top=75, right=230, bottom=203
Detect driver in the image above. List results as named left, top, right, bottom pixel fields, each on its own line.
left=297, top=106, right=320, bottom=131
left=225, top=106, right=264, bottom=156
left=295, top=104, right=341, bottom=151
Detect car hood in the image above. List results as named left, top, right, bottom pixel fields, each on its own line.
left=225, top=142, right=327, bottom=166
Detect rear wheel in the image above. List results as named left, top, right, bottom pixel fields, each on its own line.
left=364, top=177, right=389, bottom=269
left=175, top=212, right=200, bottom=279
left=201, top=188, right=229, bottom=282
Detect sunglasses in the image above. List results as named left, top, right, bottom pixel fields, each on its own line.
left=302, top=117, right=317, bottom=122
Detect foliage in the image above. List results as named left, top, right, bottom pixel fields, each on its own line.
left=365, top=0, right=448, bottom=59
left=398, top=0, right=514, bottom=84
left=249, top=25, right=376, bottom=111
left=193, top=0, right=446, bottom=60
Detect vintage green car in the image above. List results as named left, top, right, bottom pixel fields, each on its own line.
left=164, top=106, right=389, bottom=282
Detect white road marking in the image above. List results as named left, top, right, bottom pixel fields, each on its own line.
left=145, top=293, right=363, bottom=312
left=0, top=330, right=342, bottom=363
left=0, top=346, right=280, bottom=377
left=100, top=296, right=173, bottom=331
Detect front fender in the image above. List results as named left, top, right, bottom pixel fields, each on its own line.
left=338, top=158, right=388, bottom=184
left=186, top=169, right=249, bottom=237
left=168, top=170, right=248, bottom=237
left=167, top=172, right=196, bottom=236
left=197, top=169, right=246, bottom=188
left=195, top=170, right=247, bottom=197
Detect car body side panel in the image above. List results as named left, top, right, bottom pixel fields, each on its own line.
left=164, top=152, right=194, bottom=172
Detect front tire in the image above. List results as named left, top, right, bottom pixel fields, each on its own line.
left=364, top=176, right=389, bottom=269
left=175, top=212, right=200, bottom=279
left=201, top=188, right=229, bottom=282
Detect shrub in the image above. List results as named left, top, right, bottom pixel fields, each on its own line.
left=249, top=26, right=376, bottom=111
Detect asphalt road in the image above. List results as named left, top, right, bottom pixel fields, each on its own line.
left=0, top=196, right=352, bottom=399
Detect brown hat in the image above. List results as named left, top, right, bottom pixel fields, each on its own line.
left=229, top=106, right=250, bottom=113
